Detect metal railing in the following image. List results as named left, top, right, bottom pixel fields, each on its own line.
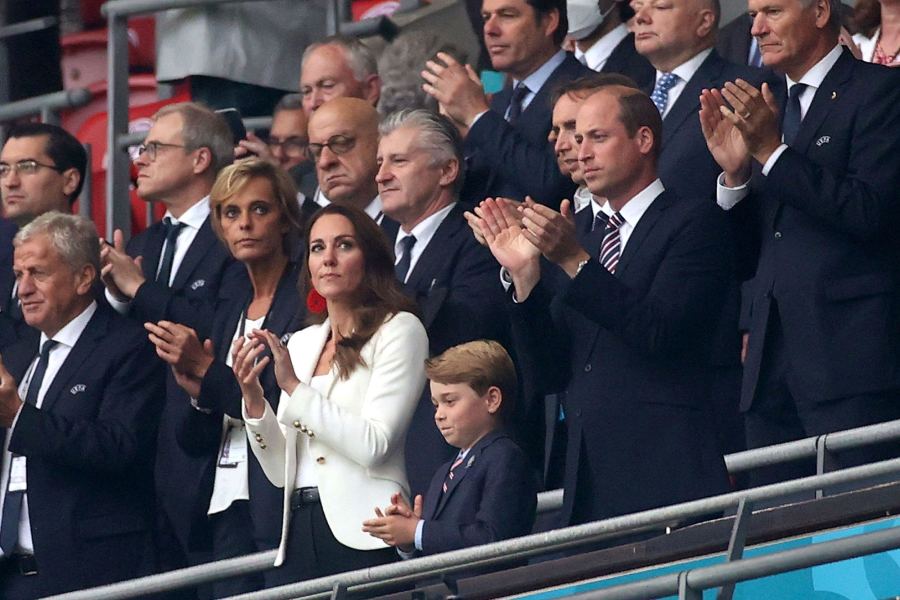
left=0, top=88, right=92, bottom=126
left=47, top=454, right=900, bottom=600
left=569, top=522, right=900, bottom=600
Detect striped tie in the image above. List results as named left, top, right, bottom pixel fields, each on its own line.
left=442, top=454, right=465, bottom=493
left=599, top=212, right=625, bottom=274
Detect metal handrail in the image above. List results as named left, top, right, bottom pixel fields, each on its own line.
left=0, top=88, right=92, bottom=123
left=569, top=520, right=900, bottom=599
left=46, top=456, right=900, bottom=600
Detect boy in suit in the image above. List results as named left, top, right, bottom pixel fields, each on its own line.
left=362, top=340, right=537, bottom=556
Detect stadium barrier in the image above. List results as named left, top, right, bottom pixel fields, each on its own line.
left=45, top=450, right=900, bottom=599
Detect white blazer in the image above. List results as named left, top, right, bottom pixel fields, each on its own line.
left=243, top=311, right=428, bottom=565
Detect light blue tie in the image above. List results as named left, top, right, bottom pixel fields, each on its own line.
left=651, top=72, right=680, bottom=115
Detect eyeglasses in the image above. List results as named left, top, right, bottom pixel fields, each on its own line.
left=134, top=141, right=187, bottom=162
left=267, top=136, right=308, bottom=156
left=0, top=159, right=64, bottom=179
left=306, top=135, right=356, bottom=161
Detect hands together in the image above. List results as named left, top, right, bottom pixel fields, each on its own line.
left=361, top=492, right=423, bottom=552
left=232, top=329, right=300, bottom=419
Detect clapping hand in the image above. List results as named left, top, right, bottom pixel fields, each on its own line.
left=361, top=492, right=423, bottom=552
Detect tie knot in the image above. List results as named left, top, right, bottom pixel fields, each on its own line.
left=163, top=217, right=185, bottom=238
left=400, top=235, right=417, bottom=254
left=788, top=82, right=808, bottom=102
left=40, top=339, right=58, bottom=359
left=511, top=82, right=530, bottom=102
left=657, top=72, right=679, bottom=92
left=608, top=211, right=625, bottom=229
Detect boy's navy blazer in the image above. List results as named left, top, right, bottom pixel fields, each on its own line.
left=419, top=430, right=536, bottom=555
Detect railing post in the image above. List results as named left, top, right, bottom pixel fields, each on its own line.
left=816, top=434, right=839, bottom=499
left=718, top=497, right=753, bottom=600
left=106, top=9, right=132, bottom=241
left=678, top=571, right=702, bottom=600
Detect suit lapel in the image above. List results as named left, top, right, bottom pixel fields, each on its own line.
left=433, top=430, right=504, bottom=518
left=296, top=320, right=331, bottom=385
left=171, top=218, right=217, bottom=290
left=662, top=52, right=723, bottom=151
left=40, top=308, right=109, bottom=412
left=615, top=191, right=670, bottom=278
left=404, top=206, right=463, bottom=292
left=263, top=262, right=303, bottom=341
left=791, top=50, right=854, bottom=153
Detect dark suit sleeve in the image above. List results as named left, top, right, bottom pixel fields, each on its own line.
left=9, top=332, right=163, bottom=473
left=763, top=72, right=900, bottom=242
left=564, top=203, right=732, bottom=358
left=466, top=110, right=576, bottom=207
left=130, top=279, right=219, bottom=339
left=420, top=446, right=536, bottom=554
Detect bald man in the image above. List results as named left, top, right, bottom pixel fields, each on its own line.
left=306, top=98, right=391, bottom=228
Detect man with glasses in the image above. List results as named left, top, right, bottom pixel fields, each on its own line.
left=99, top=101, right=236, bottom=585
left=0, top=124, right=87, bottom=349
left=306, top=98, right=397, bottom=232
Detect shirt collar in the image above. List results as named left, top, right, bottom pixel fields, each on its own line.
left=617, top=179, right=664, bottom=228
left=662, top=47, right=713, bottom=86
left=42, top=301, right=97, bottom=349
left=786, top=44, right=843, bottom=91
left=163, top=195, right=210, bottom=230
left=577, top=24, right=630, bottom=70
left=364, top=195, right=383, bottom=222
left=395, top=203, right=456, bottom=256
left=513, top=50, right=567, bottom=94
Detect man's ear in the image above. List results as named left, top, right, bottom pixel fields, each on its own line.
left=635, top=125, right=656, bottom=156
left=542, top=8, right=561, bottom=42
left=364, top=75, right=382, bottom=107
left=814, top=0, right=832, bottom=29
left=61, top=168, right=81, bottom=199
left=192, top=147, right=214, bottom=175
left=439, top=158, right=460, bottom=189
left=75, top=263, right=97, bottom=296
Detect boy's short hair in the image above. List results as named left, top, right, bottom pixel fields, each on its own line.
left=425, top=340, right=517, bottom=418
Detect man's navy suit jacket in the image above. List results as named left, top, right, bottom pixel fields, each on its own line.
left=124, top=214, right=234, bottom=552
left=2, top=305, right=164, bottom=596
left=732, top=49, right=900, bottom=410
left=0, top=217, right=19, bottom=350
left=461, top=54, right=593, bottom=208
left=173, top=260, right=304, bottom=552
left=418, top=430, right=536, bottom=555
left=602, top=32, right=656, bottom=92
left=386, top=205, right=516, bottom=496
left=510, top=190, right=732, bottom=525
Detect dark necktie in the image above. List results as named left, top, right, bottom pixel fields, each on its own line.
left=782, top=83, right=808, bottom=147
left=156, top=217, right=186, bottom=286
left=506, top=82, right=530, bottom=125
left=442, top=453, right=465, bottom=494
left=394, top=235, right=417, bottom=283
left=599, top=211, right=626, bottom=274
left=0, top=339, right=58, bottom=553
left=592, top=211, right=609, bottom=232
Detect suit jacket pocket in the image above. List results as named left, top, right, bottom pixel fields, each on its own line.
left=824, top=273, right=893, bottom=302
left=77, top=512, right=148, bottom=540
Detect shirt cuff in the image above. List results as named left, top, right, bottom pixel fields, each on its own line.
left=469, top=110, right=488, bottom=128
left=104, top=288, right=131, bottom=315
left=415, top=518, right=424, bottom=551
left=761, top=144, right=789, bottom=176
left=716, top=172, right=751, bottom=211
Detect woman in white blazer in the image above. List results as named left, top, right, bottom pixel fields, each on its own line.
left=234, top=203, right=428, bottom=587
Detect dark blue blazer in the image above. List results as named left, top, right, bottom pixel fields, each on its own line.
left=2, top=305, right=164, bottom=596
left=732, top=50, right=900, bottom=410
left=603, top=32, right=656, bottom=93
left=419, top=430, right=536, bottom=555
left=388, top=205, right=513, bottom=496
left=125, top=215, right=233, bottom=339
left=510, top=190, right=732, bottom=525
left=173, top=260, right=304, bottom=551
left=124, top=214, right=234, bottom=553
left=462, top=54, right=593, bottom=208
left=0, top=217, right=19, bottom=350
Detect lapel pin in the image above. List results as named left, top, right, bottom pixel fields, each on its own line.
left=467, top=455, right=475, bottom=468
left=831, top=91, right=837, bottom=100
left=70, top=384, right=87, bottom=394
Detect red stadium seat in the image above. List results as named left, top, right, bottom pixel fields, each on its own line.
left=61, top=17, right=156, bottom=90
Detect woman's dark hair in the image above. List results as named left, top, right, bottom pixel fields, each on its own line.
left=301, top=204, right=418, bottom=379
left=853, top=0, right=881, bottom=38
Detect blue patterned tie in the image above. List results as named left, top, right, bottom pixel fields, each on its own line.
left=651, top=72, right=680, bottom=115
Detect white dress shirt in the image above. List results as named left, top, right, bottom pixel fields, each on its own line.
left=312, top=189, right=385, bottom=224
left=0, top=301, right=97, bottom=557
left=716, top=44, right=843, bottom=210
left=106, top=196, right=211, bottom=313
left=393, top=203, right=456, bottom=283
left=655, top=48, right=713, bottom=118
left=574, top=185, right=596, bottom=213
left=575, top=24, right=630, bottom=72
left=207, top=314, right=265, bottom=516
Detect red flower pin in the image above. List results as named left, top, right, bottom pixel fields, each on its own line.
left=306, top=289, right=327, bottom=314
